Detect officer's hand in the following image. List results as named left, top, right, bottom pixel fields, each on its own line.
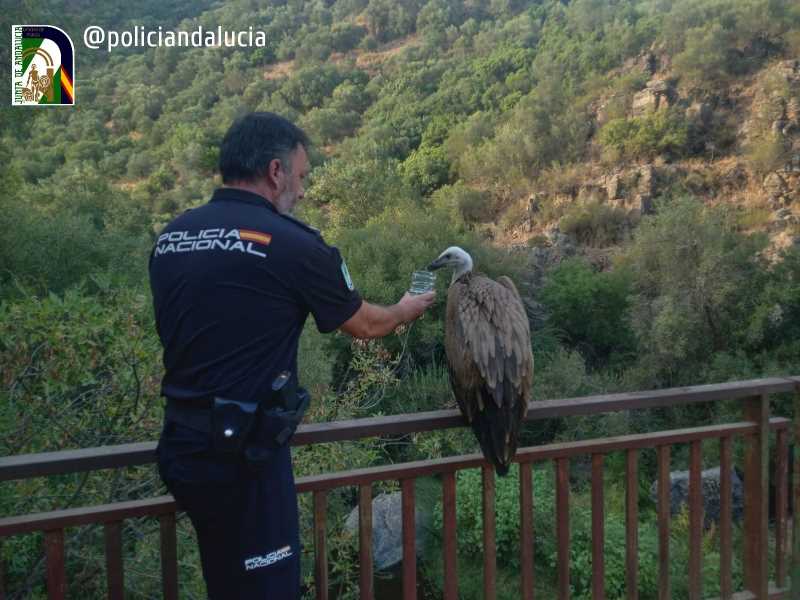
left=397, top=291, right=436, bottom=323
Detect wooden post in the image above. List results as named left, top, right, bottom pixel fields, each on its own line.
left=720, top=436, right=733, bottom=599
left=313, top=490, right=329, bottom=600
left=625, top=450, right=638, bottom=600
left=359, top=483, right=374, bottom=600
left=657, top=446, right=670, bottom=600
left=483, top=465, right=497, bottom=600
left=442, top=471, right=458, bottom=600
left=556, top=457, right=571, bottom=600
left=520, top=463, right=535, bottom=600
left=688, top=440, right=703, bottom=600
left=776, top=429, right=788, bottom=588
left=401, top=478, right=416, bottom=600
left=104, top=521, right=124, bottom=600
left=159, top=513, right=178, bottom=600
left=0, top=538, right=6, bottom=600
left=44, top=530, right=65, bottom=600
left=743, top=395, right=769, bottom=599
left=792, top=383, right=800, bottom=598
left=592, top=454, right=605, bottom=600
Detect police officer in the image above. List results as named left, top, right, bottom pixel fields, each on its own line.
left=149, top=112, right=435, bottom=599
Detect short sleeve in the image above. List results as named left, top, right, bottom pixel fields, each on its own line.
left=294, top=240, right=362, bottom=333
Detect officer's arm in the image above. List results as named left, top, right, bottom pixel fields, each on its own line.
left=339, top=292, right=435, bottom=339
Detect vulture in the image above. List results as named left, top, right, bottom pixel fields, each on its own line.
left=428, top=246, right=533, bottom=476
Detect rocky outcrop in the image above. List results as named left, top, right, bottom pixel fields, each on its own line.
left=605, top=174, right=622, bottom=201
left=600, top=165, right=659, bottom=216
left=764, top=172, right=788, bottom=200
left=686, top=102, right=713, bottom=129
left=632, top=78, right=674, bottom=117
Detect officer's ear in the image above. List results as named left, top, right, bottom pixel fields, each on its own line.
left=265, top=158, right=286, bottom=190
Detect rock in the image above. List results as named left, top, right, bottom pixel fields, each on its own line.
left=764, top=172, right=788, bottom=199
left=649, top=467, right=744, bottom=528
left=720, top=162, right=749, bottom=190
left=775, top=207, right=792, bottom=220
left=638, top=165, right=656, bottom=197
left=773, top=119, right=789, bottom=136
left=606, top=174, right=622, bottom=200
left=623, top=51, right=657, bottom=76
left=776, top=59, right=800, bottom=78
left=632, top=79, right=673, bottom=117
left=632, top=89, right=659, bottom=116
left=546, top=228, right=576, bottom=256
left=686, top=102, right=712, bottom=128
left=595, top=100, right=611, bottom=127
left=578, top=184, right=605, bottom=202
left=527, top=193, right=542, bottom=215
left=787, top=98, right=799, bottom=124
left=637, top=194, right=654, bottom=215
left=344, top=492, right=431, bottom=571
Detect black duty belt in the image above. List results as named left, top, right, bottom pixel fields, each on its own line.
left=165, top=397, right=214, bottom=433
left=163, top=373, right=311, bottom=461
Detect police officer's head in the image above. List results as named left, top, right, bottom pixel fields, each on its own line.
left=219, top=112, right=311, bottom=215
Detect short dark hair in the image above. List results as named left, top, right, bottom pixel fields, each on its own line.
left=219, top=112, right=310, bottom=184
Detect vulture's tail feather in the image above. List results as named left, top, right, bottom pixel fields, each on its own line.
left=471, top=387, right=517, bottom=476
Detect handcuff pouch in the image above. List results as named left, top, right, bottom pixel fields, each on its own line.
left=212, top=397, right=258, bottom=455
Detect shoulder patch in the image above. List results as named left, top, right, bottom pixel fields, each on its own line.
left=340, top=260, right=354, bottom=291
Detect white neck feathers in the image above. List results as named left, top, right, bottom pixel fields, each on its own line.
left=452, top=253, right=473, bottom=283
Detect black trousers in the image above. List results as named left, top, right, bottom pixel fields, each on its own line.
left=157, top=420, right=301, bottom=599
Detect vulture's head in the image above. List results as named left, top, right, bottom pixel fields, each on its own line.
left=427, top=246, right=474, bottom=282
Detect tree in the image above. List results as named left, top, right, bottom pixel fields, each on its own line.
left=400, top=144, right=451, bottom=196
left=540, top=258, right=635, bottom=368
left=306, top=153, right=409, bottom=229
left=673, top=24, right=734, bottom=93
left=622, top=197, right=767, bottom=385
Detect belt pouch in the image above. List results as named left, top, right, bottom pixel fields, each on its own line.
left=212, top=397, right=258, bottom=455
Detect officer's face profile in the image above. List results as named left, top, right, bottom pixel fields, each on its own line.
left=272, top=145, right=310, bottom=215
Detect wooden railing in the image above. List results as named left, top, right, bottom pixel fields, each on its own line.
left=1, top=376, right=799, bottom=599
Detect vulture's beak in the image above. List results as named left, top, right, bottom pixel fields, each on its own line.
left=427, top=258, right=444, bottom=271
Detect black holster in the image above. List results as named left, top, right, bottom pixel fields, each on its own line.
left=208, top=372, right=310, bottom=465
left=244, top=372, right=311, bottom=467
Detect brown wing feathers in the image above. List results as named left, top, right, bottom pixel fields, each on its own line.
left=445, top=272, right=533, bottom=475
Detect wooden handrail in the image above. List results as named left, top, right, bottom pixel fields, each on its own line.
left=2, top=377, right=797, bottom=482
left=1, top=418, right=789, bottom=537
left=1, top=378, right=797, bottom=600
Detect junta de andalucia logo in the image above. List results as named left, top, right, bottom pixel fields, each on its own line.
left=12, top=25, right=75, bottom=106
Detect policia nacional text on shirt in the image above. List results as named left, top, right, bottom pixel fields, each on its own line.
left=148, top=112, right=436, bottom=599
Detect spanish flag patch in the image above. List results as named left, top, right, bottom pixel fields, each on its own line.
left=239, top=229, right=272, bottom=245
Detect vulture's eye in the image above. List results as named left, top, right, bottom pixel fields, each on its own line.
left=445, top=254, right=451, bottom=258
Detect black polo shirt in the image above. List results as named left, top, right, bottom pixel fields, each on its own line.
left=148, top=187, right=362, bottom=403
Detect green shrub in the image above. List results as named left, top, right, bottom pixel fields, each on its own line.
left=431, top=182, right=494, bottom=225
left=540, top=259, right=636, bottom=368
left=0, top=283, right=170, bottom=597
left=599, top=109, right=691, bottom=161
left=400, top=144, right=451, bottom=196
left=559, top=201, right=630, bottom=247
left=306, top=153, right=409, bottom=230
left=672, top=24, right=734, bottom=92
left=430, top=464, right=661, bottom=599
left=746, top=132, right=791, bottom=175
left=623, top=197, right=768, bottom=386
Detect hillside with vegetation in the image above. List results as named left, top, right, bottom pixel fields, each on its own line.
left=2, top=0, right=800, bottom=598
